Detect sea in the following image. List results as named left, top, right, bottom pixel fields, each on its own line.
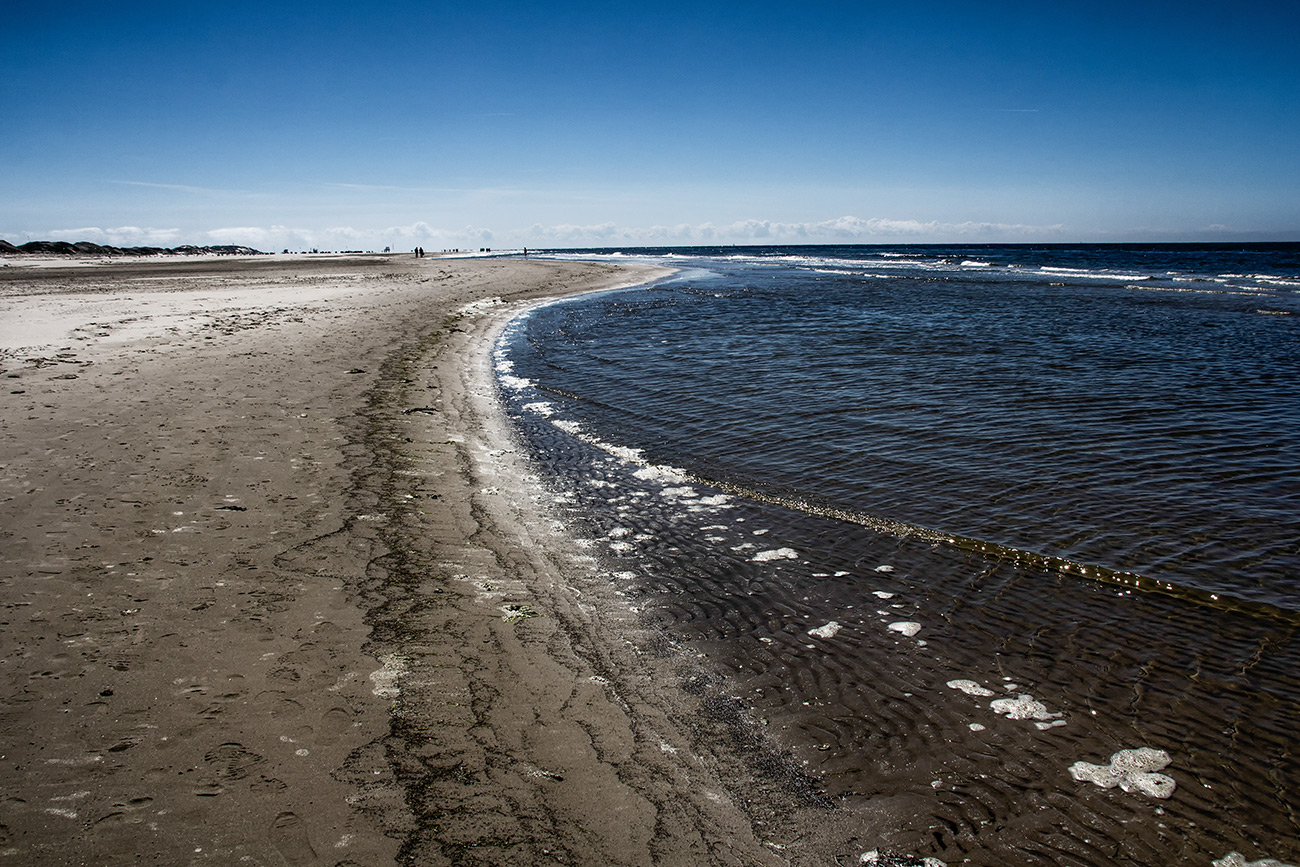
left=492, top=244, right=1300, bottom=865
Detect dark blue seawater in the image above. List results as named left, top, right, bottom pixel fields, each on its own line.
left=493, top=244, right=1300, bottom=865
left=516, top=243, right=1300, bottom=610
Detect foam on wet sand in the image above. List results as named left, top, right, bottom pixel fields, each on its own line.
left=1069, top=747, right=1176, bottom=799
left=809, top=621, right=844, bottom=639
left=1213, top=853, right=1298, bottom=867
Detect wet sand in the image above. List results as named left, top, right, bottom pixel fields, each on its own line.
left=0, top=254, right=805, bottom=865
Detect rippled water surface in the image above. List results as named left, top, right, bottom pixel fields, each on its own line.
left=517, top=244, right=1300, bottom=608
left=495, top=244, right=1300, bottom=865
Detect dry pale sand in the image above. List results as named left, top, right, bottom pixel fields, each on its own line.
left=0, top=254, right=844, bottom=866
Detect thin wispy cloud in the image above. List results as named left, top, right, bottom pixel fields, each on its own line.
left=109, top=180, right=249, bottom=196
left=325, top=182, right=480, bottom=194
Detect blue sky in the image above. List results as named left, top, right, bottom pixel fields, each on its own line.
left=4, top=0, right=1298, bottom=249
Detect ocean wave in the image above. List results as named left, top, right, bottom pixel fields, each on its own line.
left=1037, top=267, right=1155, bottom=281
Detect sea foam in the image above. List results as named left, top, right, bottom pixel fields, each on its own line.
left=808, top=621, right=843, bottom=639
left=1069, top=747, right=1175, bottom=799
left=947, top=679, right=995, bottom=697
left=1213, top=853, right=1297, bottom=867
left=991, top=694, right=1064, bottom=726
left=752, top=547, right=800, bottom=562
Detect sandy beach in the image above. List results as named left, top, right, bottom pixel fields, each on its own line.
left=0, top=254, right=823, bottom=866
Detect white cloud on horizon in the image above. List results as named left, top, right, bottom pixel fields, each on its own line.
left=10, top=215, right=1068, bottom=251
left=204, top=222, right=497, bottom=251
left=520, top=216, right=1065, bottom=246
left=44, top=226, right=184, bottom=245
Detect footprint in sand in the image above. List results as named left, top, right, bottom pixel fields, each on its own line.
left=318, top=706, right=353, bottom=744
left=93, top=795, right=156, bottom=829
left=204, top=742, right=266, bottom=781
left=270, top=811, right=318, bottom=866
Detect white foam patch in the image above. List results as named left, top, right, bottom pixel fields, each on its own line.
left=990, top=694, right=1064, bottom=724
left=1213, top=853, right=1297, bottom=867
left=874, top=565, right=895, bottom=573
left=887, top=621, right=921, bottom=637
left=947, top=679, right=995, bottom=697
left=632, top=463, right=687, bottom=482
left=808, top=621, right=842, bottom=639
left=1069, top=747, right=1176, bottom=799
left=752, top=547, right=799, bottom=562
left=872, top=591, right=895, bottom=600
left=860, top=851, right=946, bottom=866
left=369, top=654, right=407, bottom=699
left=498, top=370, right=533, bottom=390
left=523, top=401, right=554, bottom=416
left=535, top=406, right=727, bottom=516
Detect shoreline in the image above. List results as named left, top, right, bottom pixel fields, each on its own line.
left=0, top=254, right=803, bottom=864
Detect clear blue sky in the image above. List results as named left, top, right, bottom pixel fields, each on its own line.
left=4, top=0, right=1298, bottom=250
